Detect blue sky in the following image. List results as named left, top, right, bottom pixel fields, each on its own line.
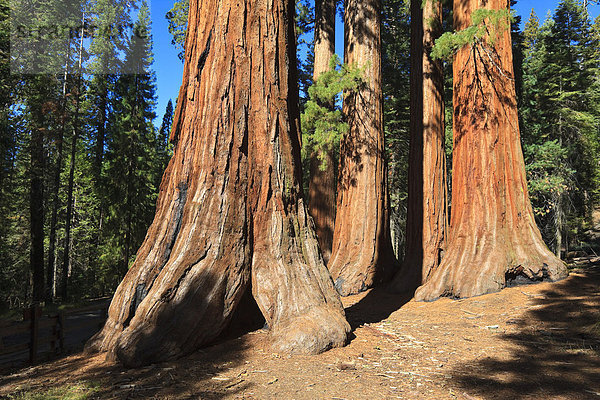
left=150, top=0, right=600, bottom=126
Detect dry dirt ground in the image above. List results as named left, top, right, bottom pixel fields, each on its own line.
left=1, top=260, right=599, bottom=400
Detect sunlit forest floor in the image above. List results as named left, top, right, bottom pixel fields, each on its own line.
left=1, top=259, right=599, bottom=400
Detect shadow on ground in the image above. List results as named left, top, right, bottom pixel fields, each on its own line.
left=452, top=261, right=600, bottom=400
left=344, top=286, right=414, bottom=330
left=0, top=331, right=257, bottom=399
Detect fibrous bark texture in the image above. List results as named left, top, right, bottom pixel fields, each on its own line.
left=328, top=0, right=398, bottom=296
left=414, top=0, right=568, bottom=301
left=308, top=0, right=337, bottom=264
left=312, top=0, right=336, bottom=77
left=86, top=0, right=349, bottom=367
left=391, top=0, right=447, bottom=293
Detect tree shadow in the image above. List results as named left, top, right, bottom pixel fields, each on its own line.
left=344, top=286, right=413, bottom=330
left=451, top=262, right=600, bottom=399
left=337, top=0, right=386, bottom=194
left=0, top=273, right=265, bottom=398
left=0, top=334, right=256, bottom=399
left=337, top=84, right=387, bottom=192
left=453, top=39, right=518, bottom=147
left=343, top=0, right=379, bottom=52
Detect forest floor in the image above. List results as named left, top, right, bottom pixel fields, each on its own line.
left=1, top=259, right=599, bottom=400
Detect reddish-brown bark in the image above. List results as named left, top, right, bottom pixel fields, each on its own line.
left=309, top=153, right=336, bottom=264
left=391, top=0, right=448, bottom=292
left=86, top=0, right=349, bottom=367
left=328, top=0, right=398, bottom=296
left=414, top=0, right=568, bottom=301
left=312, top=0, right=336, bottom=77
left=308, top=0, right=337, bottom=264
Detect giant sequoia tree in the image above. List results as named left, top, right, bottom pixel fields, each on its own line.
left=391, top=0, right=447, bottom=292
left=328, top=0, right=398, bottom=296
left=308, top=0, right=337, bottom=265
left=414, top=0, right=568, bottom=301
left=86, top=0, right=349, bottom=366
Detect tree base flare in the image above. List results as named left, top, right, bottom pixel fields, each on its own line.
left=413, top=235, right=568, bottom=302
left=270, top=306, right=349, bottom=354
left=85, top=0, right=350, bottom=367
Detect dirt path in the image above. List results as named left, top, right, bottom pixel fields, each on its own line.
left=1, top=261, right=599, bottom=399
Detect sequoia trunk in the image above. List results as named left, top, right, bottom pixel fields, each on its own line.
left=391, top=0, right=447, bottom=292
left=86, top=0, right=349, bottom=367
left=414, top=0, right=568, bottom=301
left=308, top=0, right=337, bottom=264
left=328, top=0, right=398, bottom=296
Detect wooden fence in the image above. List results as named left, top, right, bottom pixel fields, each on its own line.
left=0, top=300, right=109, bottom=369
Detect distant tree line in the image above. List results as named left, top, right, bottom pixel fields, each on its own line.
left=0, top=0, right=173, bottom=309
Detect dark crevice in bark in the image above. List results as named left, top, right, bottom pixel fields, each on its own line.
left=197, top=30, right=213, bottom=80
left=124, top=283, right=148, bottom=328
left=160, top=246, right=211, bottom=303
left=122, top=182, right=190, bottom=328
left=274, top=32, right=280, bottom=86
left=223, top=280, right=265, bottom=338
left=161, top=182, right=189, bottom=267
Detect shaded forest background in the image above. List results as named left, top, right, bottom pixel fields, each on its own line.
left=0, top=0, right=599, bottom=310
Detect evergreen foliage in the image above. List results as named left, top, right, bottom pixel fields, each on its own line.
left=0, top=0, right=167, bottom=308
left=520, top=0, right=600, bottom=254
left=431, top=8, right=513, bottom=60
left=381, top=0, right=411, bottom=258
left=296, top=0, right=315, bottom=109
left=101, top=2, right=158, bottom=279
left=157, top=99, right=174, bottom=182
left=300, top=55, right=363, bottom=169
left=165, top=0, right=188, bottom=61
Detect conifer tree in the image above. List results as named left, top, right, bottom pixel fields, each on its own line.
left=0, top=0, right=26, bottom=307
left=328, top=0, right=398, bottom=296
left=391, top=0, right=447, bottom=292
left=103, top=2, right=158, bottom=278
left=522, top=0, right=600, bottom=254
left=87, top=0, right=349, bottom=367
left=307, top=0, right=337, bottom=264
left=157, top=99, right=174, bottom=182
left=166, top=0, right=189, bottom=61
left=381, top=0, right=411, bottom=259
left=60, top=4, right=88, bottom=300
left=415, top=0, right=567, bottom=300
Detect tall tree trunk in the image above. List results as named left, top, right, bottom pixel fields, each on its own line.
left=86, top=0, right=349, bottom=367
left=391, top=0, right=447, bottom=292
left=414, top=0, right=568, bottom=301
left=47, top=56, right=70, bottom=303
left=94, top=79, right=107, bottom=182
left=328, top=0, right=398, bottom=296
left=308, top=0, right=337, bottom=264
left=61, top=120, right=77, bottom=301
left=60, top=23, right=85, bottom=301
left=553, top=192, right=563, bottom=258
left=30, top=103, right=45, bottom=304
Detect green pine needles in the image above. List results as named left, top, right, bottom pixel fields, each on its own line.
left=166, top=0, right=189, bottom=61
left=431, top=8, right=514, bottom=60
left=301, top=55, right=364, bottom=170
